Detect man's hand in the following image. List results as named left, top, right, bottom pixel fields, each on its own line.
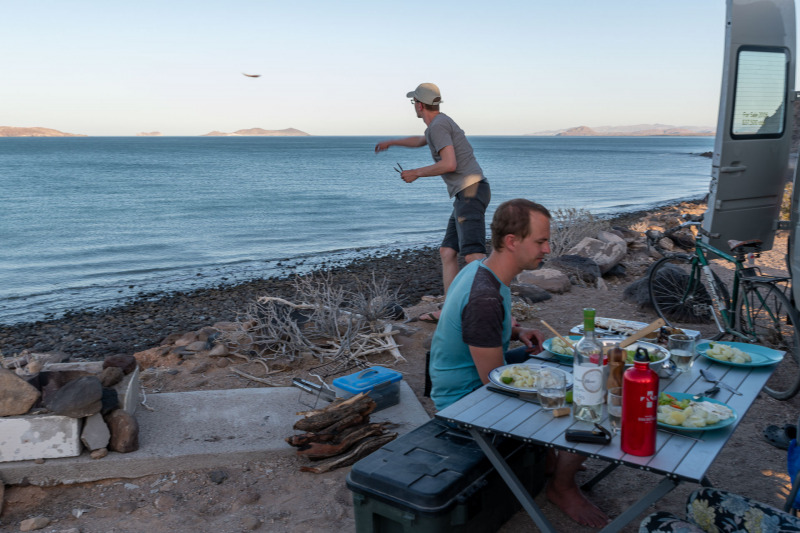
left=517, top=328, right=544, bottom=355
left=400, top=169, right=420, bottom=183
left=374, top=141, right=391, bottom=153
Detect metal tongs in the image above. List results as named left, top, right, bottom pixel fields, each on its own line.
left=291, top=378, right=336, bottom=402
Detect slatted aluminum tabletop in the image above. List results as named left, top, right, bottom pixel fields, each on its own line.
left=435, top=349, right=779, bottom=532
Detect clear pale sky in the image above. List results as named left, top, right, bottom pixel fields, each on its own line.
left=2, top=1, right=788, bottom=136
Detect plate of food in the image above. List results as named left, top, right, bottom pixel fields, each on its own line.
left=656, top=392, right=737, bottom=431
left=570, top=318, right=701, bottom=341
left=542, top=336, right=581, bottom=364
left=543, top=337, right=670, bottom=370
left=697, top=341, right=783, bottom=367
left=489, top=363, right=573, bottom=394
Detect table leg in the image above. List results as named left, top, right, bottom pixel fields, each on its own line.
left=581, top=462, right=619, bottom=492
left=598, top=477, right=680, bottom=533
left=467, top=428, right=558, bottom=533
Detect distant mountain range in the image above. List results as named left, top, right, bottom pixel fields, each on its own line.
left=0, top=126, right=311, bottom=137
left=202, top=128, right=310, bottom=137
left=529, top=124, right=715, bottom=137
left=0, top=126, right=86, bottom=137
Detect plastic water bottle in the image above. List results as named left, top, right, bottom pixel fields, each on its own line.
left=621, top=347, right=659, bottom=456
left=573, top=308, right=604, bottom=423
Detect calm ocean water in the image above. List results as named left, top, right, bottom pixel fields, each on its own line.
left=0, top=135, right=713, bottom=325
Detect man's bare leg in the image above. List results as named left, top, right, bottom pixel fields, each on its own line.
left=440, top=246, right=461, bottom=293
left=546, top=451, right=610, bottom=527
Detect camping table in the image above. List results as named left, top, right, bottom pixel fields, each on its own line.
left=434, top=350, right=779, bottom=533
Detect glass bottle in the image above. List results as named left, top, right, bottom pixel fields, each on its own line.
left=573, top=308, right=604, bottom=423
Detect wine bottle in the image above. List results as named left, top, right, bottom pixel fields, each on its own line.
left=573, top=308, right=604, bottom=423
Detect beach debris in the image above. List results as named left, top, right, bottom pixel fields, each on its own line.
left=286, top=392, right=397, bottom=473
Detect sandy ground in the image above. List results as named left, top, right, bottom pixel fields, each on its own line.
left=2, top=210, right=799, bottom=533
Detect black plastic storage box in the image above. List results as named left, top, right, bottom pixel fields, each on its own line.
left=346, top=419, right=545, bottom=533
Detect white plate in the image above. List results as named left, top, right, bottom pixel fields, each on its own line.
left=488, top=363, right=573, bottom=394
left=697, top=341, right=784, bottom=367
left=657, top=392, right=738, bottom=431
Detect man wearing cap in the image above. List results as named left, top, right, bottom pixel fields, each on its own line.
left=375, top=83, right=490, bottom=322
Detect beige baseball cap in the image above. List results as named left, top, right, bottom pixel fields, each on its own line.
left=406, top=83, right=443, bottom=105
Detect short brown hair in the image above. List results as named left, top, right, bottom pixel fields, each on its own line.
left=420, top=102, right=439, bottom=112
left=490, top=199, right=551, bottom=251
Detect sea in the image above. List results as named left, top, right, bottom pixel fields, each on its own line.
left=0, top=135, right=714, bottom=325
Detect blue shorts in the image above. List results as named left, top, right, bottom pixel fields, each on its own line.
left=441, top=180, right=491, bottom=256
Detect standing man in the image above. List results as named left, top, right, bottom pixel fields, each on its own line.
left=429, top=199, right=610, bottom=528
left=375, top=83, right=490, bottom=322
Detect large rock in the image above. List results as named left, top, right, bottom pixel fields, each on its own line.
left=597, top=230, right=627, bottom=246
left=45, top=376, right=103, bottom=418
left=0, top=368, right=41, bottom=416
left=103, top=354, right=137, bottom=374
left=547, top=255, right=602, bottom=284
left=81, top=412, right=111, bottom=451
left=516, top=268, right=571, bottom=294
left=510, top=283, right=552, bottom=303
left=623, top=277, right=653, bottom=308
left=566, top=237, right=627, bottom=274
left=105, top=409, right=139, bottom=453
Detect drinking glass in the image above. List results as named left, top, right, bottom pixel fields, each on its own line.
left=668, top=334, right=696, bottom=373
left=607, top=387, right=623, bottom=435
left=537, top=368, right=567, bottom=410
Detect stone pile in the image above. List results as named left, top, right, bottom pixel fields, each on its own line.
left=513, top=225, right=646, bottom=298
left=513, top=205, right=703, bottom=308
left=0, top=352, right=141, bottom=462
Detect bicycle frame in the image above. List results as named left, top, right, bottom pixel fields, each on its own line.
left=690, top=240, right=746, bottom=338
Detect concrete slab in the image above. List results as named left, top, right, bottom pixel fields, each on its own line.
left=0, top=382, right=430, bottom=486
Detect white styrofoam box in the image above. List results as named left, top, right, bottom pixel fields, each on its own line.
left=0, top=415, right=82, bottom=462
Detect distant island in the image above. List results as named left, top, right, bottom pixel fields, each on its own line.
left=0, top=126, right=86, bottom=137
left=202, top=127, right=310, bottom=137
left=137, top=132, right=162, bottom=137
left=529, top=124, right=715, bottom=137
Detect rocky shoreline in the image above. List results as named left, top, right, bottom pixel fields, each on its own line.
left=0, top=201, right=698, bottom=362
left=0, top=247, right=444, bottom=360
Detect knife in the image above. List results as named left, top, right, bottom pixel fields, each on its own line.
left=487, top=386, right=541, bottom=404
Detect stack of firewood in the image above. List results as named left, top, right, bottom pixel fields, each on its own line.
left=286, top=392, right=397, bottom=473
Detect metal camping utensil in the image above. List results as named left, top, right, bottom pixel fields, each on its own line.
left=699, top=368, right=742, bottom=395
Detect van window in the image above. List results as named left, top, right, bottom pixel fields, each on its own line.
left=731, top=48, right=788, bottom=138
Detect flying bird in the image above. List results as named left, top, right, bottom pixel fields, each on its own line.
left=242, top=73, right=261, bottom=78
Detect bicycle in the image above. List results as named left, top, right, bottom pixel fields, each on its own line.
left=645, top=215, right=800, bottom=400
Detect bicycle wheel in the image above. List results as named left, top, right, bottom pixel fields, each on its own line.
left=738, top=282, right=800, bottom=400
left=648, top=255, right=729, bottom=336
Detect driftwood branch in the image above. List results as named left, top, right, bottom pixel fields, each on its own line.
left=299, top=433, right=398, bottom=474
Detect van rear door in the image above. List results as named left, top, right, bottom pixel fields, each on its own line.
left=703, top=0, right=795, bottom=253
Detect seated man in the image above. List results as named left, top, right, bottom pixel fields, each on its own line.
left=429, top=198, right=610, bottom=528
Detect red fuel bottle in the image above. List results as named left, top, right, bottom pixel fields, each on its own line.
left=621, top=347, right=659, bottom=456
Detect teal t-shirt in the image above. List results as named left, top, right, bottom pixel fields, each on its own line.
left=429, top=260, right=512, bottom=410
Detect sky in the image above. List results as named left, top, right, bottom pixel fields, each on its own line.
left=0, top=1, right=790, bottom=136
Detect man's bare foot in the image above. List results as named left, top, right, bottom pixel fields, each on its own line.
left=546, top=481, right=610, bottom=528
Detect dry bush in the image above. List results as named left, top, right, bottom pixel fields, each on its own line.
left=217, top=272, right=403, bottom=369
left=549, top=207, right=610, bottom=256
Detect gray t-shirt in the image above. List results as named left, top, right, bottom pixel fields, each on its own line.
left=425, top=113, right=486, bottom=197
